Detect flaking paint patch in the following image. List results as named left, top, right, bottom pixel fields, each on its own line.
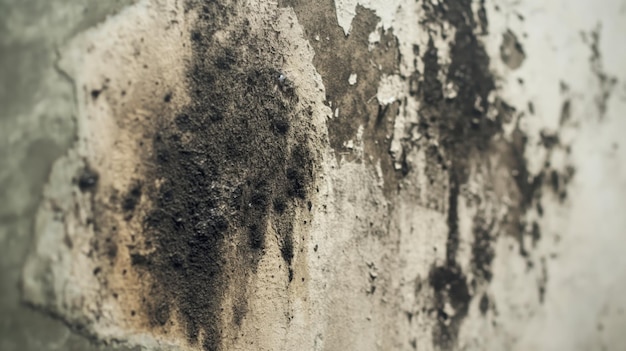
left=286, top=0, right=554, bottom=349
left=334, top=0, right=404, bottom=35
left=282, top=0, right=404, bottom=199
left=376, top=74, right=404, bottom=105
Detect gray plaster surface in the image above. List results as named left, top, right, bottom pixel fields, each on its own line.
left=0, top=1, right=137, bottom=350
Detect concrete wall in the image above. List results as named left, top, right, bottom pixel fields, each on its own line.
left=0, top=1, right=137, bottom=350
left=1, top=0, right=625, bottom=350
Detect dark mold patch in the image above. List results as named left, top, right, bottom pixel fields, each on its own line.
left=429, top=264, right=471, bottom=350
left=538, top=258, right=548, bottom=303
left=126, top=2, right=314, bottom=350
left=279, top=0, right=402, bottom=196
left=585, top=25, right=618, bottom=120
left=122, top=181, right=142, bottom=213
left=150, top=301, right=171, bottom=327
left=500, top=29, right=525, bottom=70
left=411, top=1, right=539, bottom=349
left=531, top=221, right=541, bottom=247
left=77, top=166, right=99, bottom=192
left=280, top=232, right=295, bottom=264
left=163, top=92, right=172, bottom=103
left=476, top=0, right=488, bottom=35
left=539, top=130, right=560, bottom=149
left=282, top=0, right=540, bottom=347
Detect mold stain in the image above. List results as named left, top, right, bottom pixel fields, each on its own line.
left=71, top=0, right=579, bottom=349
left=410, top=1, right=543, bottom=349
left=278, top=0, right=402, bottom=196
left=98, top=1, right=316, bottom=349
left=280, top=0, right=546, bottom=348
left=500, top=29, right=525, bottom=70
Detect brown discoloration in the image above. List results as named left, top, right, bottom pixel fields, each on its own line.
left=30, top=1, right=318, bottom=348
left=281, top=0, right=547, bottom=348
left=83, top=2, right=316, bottom=350
left=76, top=166, right=99, bottom=192
left=279, top=0, right=402, bottom=196
left=585, top=25, right=618, bottom=120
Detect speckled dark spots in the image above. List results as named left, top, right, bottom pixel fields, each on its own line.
left=540, top=130, right=560, bottom=149
left=472, top=217, right=495, bottom=282
left=122, top=182, right=142, bottom=213
left=127, top=1, right=314, bottom=349
left=77, top=166, right=99, bottom=192
left=279, top=0, right=402, bottom=196
left=412, top=0, right=540, bottom=349
left=586, top=26, right=617, bottom=119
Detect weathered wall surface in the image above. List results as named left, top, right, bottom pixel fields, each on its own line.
left=2, top=0, right=626, bottom=351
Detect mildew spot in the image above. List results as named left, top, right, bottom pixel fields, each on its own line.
left=500, top=29, right=525, bottom=70
left=76, top=166, right=99, bottom=192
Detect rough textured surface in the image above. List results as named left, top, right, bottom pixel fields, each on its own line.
left=132, top=2, right=314, bottom=348
left=0, top=1, right=138, bottom=350
left=2, top=0, right=626, bottom=350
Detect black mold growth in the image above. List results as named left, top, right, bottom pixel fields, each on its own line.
left=416, top=0, right=538, bottom=349
left=130, top=2, right=313, bottom=350
left=77, top=166, right=99, bottom=192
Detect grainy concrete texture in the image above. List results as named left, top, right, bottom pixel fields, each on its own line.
left=1, top=0, right=626, bottom=351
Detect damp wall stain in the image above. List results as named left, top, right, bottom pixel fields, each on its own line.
left=38, top=1, right=319, bottom=350
left=284, top=0, right=554, bottom=349
left=18, top=0, right=600, bottom=350
left=279, top=0, right=402, bottom=196
left=122, top=2, right=315, bottom=350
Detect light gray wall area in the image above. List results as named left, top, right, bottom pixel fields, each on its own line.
left=0, top=1, right=137, bottom=350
